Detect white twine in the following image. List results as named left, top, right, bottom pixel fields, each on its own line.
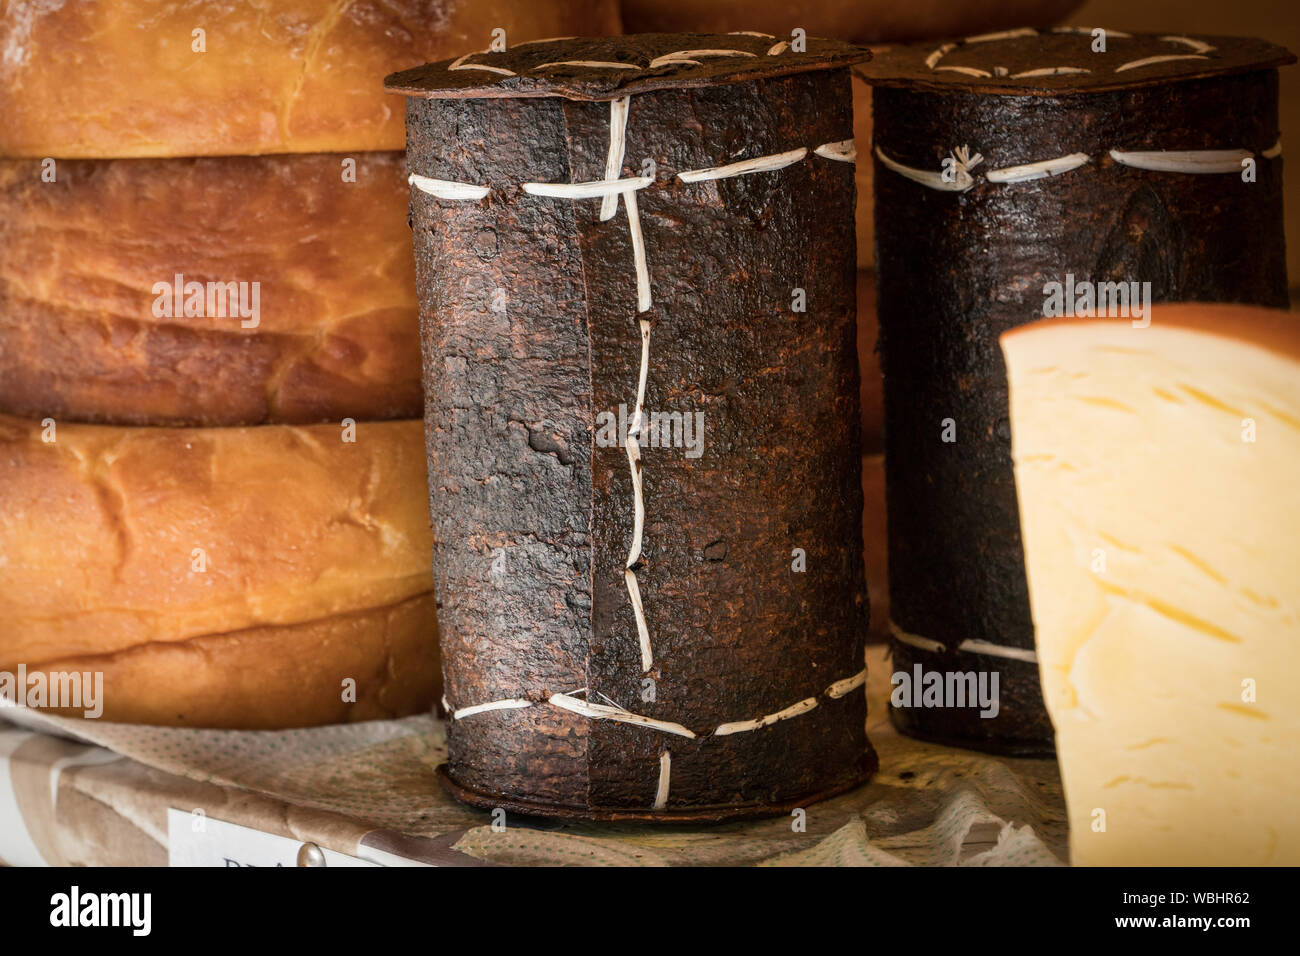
left=890, top=621, right=1039, bottom=663
left=888, top=623, right=946, bottom=654
left=447, top=51, right=516, bottom=77
left=1011, top=66, right=1090, bottom=78
left=522, top=175, right=652, bottom=199
left=1115, top=54, right=1209, bottom=73
left=446, top=40, right=800, bottom=79
left=875, top=144, right=983, bottom=192
left=453, top=698, right=532, bottom=720
left=1159, top=35, right=1216, bottom=54
left=626, top=317, right=651, bottom=568
left=1051, top=26, right=1132, bottom=38
left=521, top=165, right=653, bottom=312
left=959, top=639, right=1041, bottom=664
left=1109, top=147, right=1252, bottom=173
left=624, top=568, right=653, bottom=673
left=715, top=697, right=819, bottom=737
left=879, top=143, right=1270, bottom=188
left=624, top=189, right=652, bottom=312
left=511, top=37, right=576, bottom=47
left=965, top=27, right=1039, bottom=44
left=549, top=692, right=697, bottom=738
left=601, top=97, right=631, bottom=221
left=649, top=48, right=756, bottom=69
left=408, top=174, right=489, bottom=200
left=653, top=751, right=671, bottom=809
left=924, top=28, right=1217, bottom=79
left=814, top=139, right=856, bottom=163
left=925, top=43, right=956, bottom=69
left=677, top=147, right=808, bottom=183
left=936, top=65, right=992, bottom=78
left=827, top=669, right=868, bottom=699
left=534, top=60, right=640, bottom=71
left=985, top=152, right=1091, bottom=183
left=623, top=315, right=652, bottom=670
left=448, top=668, right=869, bottom=737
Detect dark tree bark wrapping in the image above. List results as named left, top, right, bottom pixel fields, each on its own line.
left=405, top=66, right=876, bottom=818
left=872, top=69, right=1289, bottom=755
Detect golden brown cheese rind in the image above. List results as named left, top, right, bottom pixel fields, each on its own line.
left=0, top=416, right=435, bottom=682
left=0, top=0, right=623, bottom=157
left=0, top=153, right=421, bottom=425
left=1002, top=301, right=1300, bottom=361
left=24, top=594, right=440, bottom=728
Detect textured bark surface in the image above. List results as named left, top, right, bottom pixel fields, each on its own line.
left=859, top=31, right=1293, bottom=96
left=872, top=70, right=1289, bottom=755
left=387, top=33, right=869, bottom=101
left=408, top=68, right=875, bottom=816
left=409, top=95, right=594, bottom=805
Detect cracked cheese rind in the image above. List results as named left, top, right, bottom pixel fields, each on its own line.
left=0, top=415, right=438, bottom=726
left=0, top=0, right=621, bottom=158
left=1002, top=304, right=1300, bottom=865
left=0, top=153, right=421, bottom=426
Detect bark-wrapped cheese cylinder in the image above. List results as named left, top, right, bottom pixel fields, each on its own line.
left=860, top=30, right=1293, bottom=755
left=387, top=34, right=877, bottom=820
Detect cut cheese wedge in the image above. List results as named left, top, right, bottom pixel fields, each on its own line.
left=1001, top=304, right=1300, bottom=866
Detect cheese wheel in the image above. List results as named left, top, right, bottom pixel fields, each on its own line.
left=0, top=0, right=623, bottom=158
left=21, top=596, right=439, bottom=729
left=0, top=415, right=439, bottom=727
left=1002, top=304, right=1300, bottom=865
left=619, top=1, right=1084, bottom=44
left=0, top=153, right=421, bottom=426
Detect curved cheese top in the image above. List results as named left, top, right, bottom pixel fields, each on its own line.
left=859, top=28, right=1293, bottom=96
left=384, top=33, right=870, bottom=102
left=1002, top=303, right=1300, bottom=364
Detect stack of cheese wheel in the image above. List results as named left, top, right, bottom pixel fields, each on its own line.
left=0, top=0, right=620, bottom=728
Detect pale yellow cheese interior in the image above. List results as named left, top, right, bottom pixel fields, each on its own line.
left=1002, top=310, right=1300, bottom=866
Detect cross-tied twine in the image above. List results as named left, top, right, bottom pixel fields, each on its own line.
left=874, top=143, right=984, bottom=193
left=947, top=145, right=984, bottom=189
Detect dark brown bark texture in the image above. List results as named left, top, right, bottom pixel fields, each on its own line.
left=406, top=67, right=876, bottom=817
left=872, top=69, right=1289, bottom=755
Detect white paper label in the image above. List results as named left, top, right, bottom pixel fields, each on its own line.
left=167, top=808, right=377, bottom=867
